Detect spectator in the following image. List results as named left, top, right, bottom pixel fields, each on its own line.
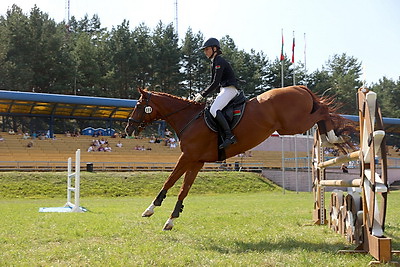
left=0, top=135, right=4, bottom=142
left=8, top=129, right=15, bottom=135
left=22, top=132, right=30, bottom=140
left=87, top=145, right=96, bottom=152
left=38, top=133, right=46, bottom=140
left=92, top=139, right=100, bottom=147
left=236, top=152, right=245, bottom=158
left=116, top=141, right=123, bottom=148
left=27, top=141, right=33, bottom=148
left=169, top=137, right=177, bottom=148
left=104, top=144, right=112, bottom=152
left=165, top=128, right=172, bottom=138
left=341, top=163, right=349, bottom=173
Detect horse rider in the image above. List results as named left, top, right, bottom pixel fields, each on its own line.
left=194, top=37, right=239, bottom=149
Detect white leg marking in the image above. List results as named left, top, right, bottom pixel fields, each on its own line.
left=327, top=130, right=344, bottom=144
left=142, top=203, right=155, bottom=217
left=163, top=218, right=175, bottom=231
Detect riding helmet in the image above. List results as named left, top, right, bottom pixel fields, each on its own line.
left=200, top=38, right=220, bottom=50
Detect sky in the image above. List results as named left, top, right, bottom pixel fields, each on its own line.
left=1, top=0, right=399, bottom=85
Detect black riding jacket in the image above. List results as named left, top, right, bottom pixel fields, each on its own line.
left=200, top=55, right=238, bottom=97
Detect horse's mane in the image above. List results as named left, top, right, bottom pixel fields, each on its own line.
left=144, top=89, right=201, bottom=105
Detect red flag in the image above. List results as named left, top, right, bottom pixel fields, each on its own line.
left=291, top=34, right=295, bottom=64
left=280, top=31, right=284, bottom=61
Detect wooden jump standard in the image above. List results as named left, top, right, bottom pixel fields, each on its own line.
left=312, top=87, right=398, bottom=264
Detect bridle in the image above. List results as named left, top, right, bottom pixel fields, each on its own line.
left=127, top=92, right=153, bottom=132
left=127, top=91, right=193, bottom=133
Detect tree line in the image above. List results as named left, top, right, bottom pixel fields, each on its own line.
left=0, top=4, right=399, bottom=121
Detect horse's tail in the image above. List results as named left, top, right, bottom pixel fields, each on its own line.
left=300, top=85, right=357, bottom=136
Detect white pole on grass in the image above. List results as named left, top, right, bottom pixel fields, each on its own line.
left=281, top=135, right=285, bottom=194
left=73, top=149, right=81, bottom=212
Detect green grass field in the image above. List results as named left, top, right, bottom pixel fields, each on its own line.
left=0, top=172, right=399, bottom=266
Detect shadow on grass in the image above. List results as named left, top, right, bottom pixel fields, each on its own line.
left=202, top=237, right=400, bottom=263
left=204, top=237, right=353, bottom=255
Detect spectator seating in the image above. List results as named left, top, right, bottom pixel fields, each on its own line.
left=6, top=132, right=400, bottom=171
left=0, top=132, right=278, bottom=171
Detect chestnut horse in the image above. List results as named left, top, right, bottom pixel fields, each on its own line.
left=125, top=86, right=350, bottom=230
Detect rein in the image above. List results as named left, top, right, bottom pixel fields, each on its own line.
left=159, top=102, right=193, bottom=121
left=177, top=110, right=203, bottom=138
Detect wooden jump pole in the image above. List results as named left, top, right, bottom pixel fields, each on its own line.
left=319, top=179, right=361, bottom=187
left=318, top=151, right=360, bottom=169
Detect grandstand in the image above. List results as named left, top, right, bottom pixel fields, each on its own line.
left=0, top=133, right=277, bottom=171
left=1, top=132, right=400, bottom=172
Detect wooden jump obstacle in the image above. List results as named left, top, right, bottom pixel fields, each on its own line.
left=312, top=87, right=397, bottom=263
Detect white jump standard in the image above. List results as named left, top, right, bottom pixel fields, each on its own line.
left=65, top=149, right=85, bottom=212
left=39, top=149, right=86, bottom=213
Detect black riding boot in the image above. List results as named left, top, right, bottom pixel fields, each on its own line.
left=215, top=110, right=237, bottom=149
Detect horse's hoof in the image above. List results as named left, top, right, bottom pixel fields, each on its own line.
left=142, top=209, right=154, bottom=217
left=162, top=218, right=174, bottom=231
left=162, top=224, right=173, bottom=231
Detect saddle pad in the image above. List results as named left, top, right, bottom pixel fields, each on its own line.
left=204, top=102, right=246, bottom=132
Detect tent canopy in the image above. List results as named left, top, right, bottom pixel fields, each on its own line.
left=0, top=90, right=137, bottom=121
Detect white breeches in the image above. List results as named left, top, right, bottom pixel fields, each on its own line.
left=210, top=86, right=239, bottom=117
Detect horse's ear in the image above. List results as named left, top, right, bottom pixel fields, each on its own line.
left=138, top=87, right=146, bottom=95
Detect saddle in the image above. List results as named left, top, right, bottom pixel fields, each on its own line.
left=204, top=90, right=246, bottom=132
left=204, top=90, right=246, bottom=161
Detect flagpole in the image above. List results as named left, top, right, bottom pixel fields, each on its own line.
left=280, top=28, right=285, bottom=194
left=292, top=31, right=295, bottom=85
left=281, top=58, right=284, bottom=88
left=281, top=28, right=284, bottom=88
left=304, top=33, right=307, bottom=87
left=304, top=32, right=311, bottom=191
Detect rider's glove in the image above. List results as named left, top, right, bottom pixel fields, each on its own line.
left=194, top=93, right=204, bottom=102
